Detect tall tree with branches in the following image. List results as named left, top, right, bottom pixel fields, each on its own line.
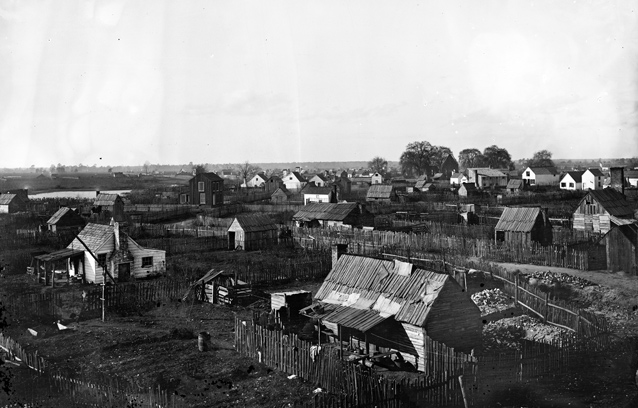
left=237, top=161, right=261, bottom=187
left=526, top=150, right=555, bottom=168
left=483, top=145, right=514, bottom=169
left=399, top=141, right=436, bottom=177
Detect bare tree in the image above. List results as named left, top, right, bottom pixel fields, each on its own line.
left=237, top=161, right=260, bottom=187
left=143, top=161, right=151, bottom=174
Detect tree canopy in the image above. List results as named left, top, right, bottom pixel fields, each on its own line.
left=368, top=156, right=388, bottom=174
left=399, top=141, right=434, bottom=177
left=526, top=150, right=555, bottom=168
left=193, top=164, right=208, bottom=174
left=482, top=145, right=514, bottom=170
left=458, top=148, right=485, bottom=169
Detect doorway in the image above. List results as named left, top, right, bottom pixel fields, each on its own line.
left=228, top=231, right=236, bottom=250
left=118, top=262, right=131, bottom=282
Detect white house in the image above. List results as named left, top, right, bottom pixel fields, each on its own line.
left=449, top=173, right=467, bottom=186
left=282, top=171, right=307, bottom=191
left=308, top=174, right=329, bottom=187
left=626, top=170, right=638, bottom=188
left=371, top=172, right=383, bottom=185
left=559, top=171, right=584, bottom=191
left=245, top=173, right=268, bottom=188
left=301, top=184, right=335, bottom=204
left=522, top=167, right=560, bottom=186
left=66, top=222, right=166, bottom=284
left=582, top=169, right=605, bottom=190
left=466, top=168, right=508, bottom=189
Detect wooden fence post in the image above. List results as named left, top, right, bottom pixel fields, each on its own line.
left=543, top=292, right=549, bottom=323
left=514, top=274, right=519, bottom=306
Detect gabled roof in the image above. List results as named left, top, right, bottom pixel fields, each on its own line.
left=506, top=179, right=524, bottom=189
left=231, top=214, right=277, bottom=232
left=271, top=187, right=292, bottom=197
left=366, top=184, right=394, bottom=199
left=47, top=207, right=77, bottom=225
left=583, top=189, right=635, bottom=217
left=289, top=172, right=306, bottom=182
left=69, top=223, right=114, bottom=253
left=292, top=202, right=359, bottom=222
left=584, top=168, right=605, bottom=177
left=414, top=180, right=427, bottom=189
left=450, top=172, right=462, bottom=179
left=528, top=167, right=559, bottom=176
left=34, top=248, right=85, bottom=262
left=0, top=194, right=17, bottom=205
left=314, top=255, right=452, bottom=327
left=302, top=184, right=333, bottom=195
left=476, top=168, right=506, bottom=177
left=459, top=183, right=477, bottom=191
left=562, top=171, right=584, bottom=183
left=94, top=193, right=121, bottom=206
left=251, top=173, right=268, bottom=181
left=309, top=174, right=328, bottom=182
left=495, top=207, right=547, bottom=232
left=197, top=172, right=224, bottom=181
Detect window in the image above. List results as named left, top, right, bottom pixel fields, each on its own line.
left=199, top=193, right=206, bottom=204
left=198, top=181, right=205, bottom=192
left=598, top=182, right=601, bottom=187
left=142, top=256, right=153, bottom=268
left=561, top=182, right=566, bottom=187
left=97, top=253, right=107, bottom=268
left=180, top=194, right=189, bottom=204
left=569, top=183, right=574, bottom=188
left=525, top=171, right=530, bottom=177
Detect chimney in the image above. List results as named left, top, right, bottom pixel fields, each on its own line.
left=332, top=244, right=348, bottom=267
left=113, top=221, right=120, bottom=250
left=610, top=167, right=624, bottom=195
left=96, top=190, right=101, bottom=197
left=332, top=184, right=338, bottom=202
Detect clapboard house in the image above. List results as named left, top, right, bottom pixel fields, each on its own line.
left=93, top=193, right=126, bottom=222
left=572, top=189, right=635, bottom=234
left=66, top=222, right=166, bottom=284
left=189, top=172, right=224, bottom=207
left=603, top=223, right=638, bottom=275
left=46, top=207, right=85, bottom=233
left=227, top=214, right=278, bottom=250
left=301, top=250, right=482, bottom=371
left=495, top=207, right=552, bottom=246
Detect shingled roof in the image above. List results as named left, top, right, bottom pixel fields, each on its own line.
left=0, top=194, right=17, bottom=205
left=94, top=193, right=121, bottom=206
left=563, top=171, right=584, bottom=183
left=529, top=167, right=559, bottom=176
left=47, top=207, right=74, bottom=225
left=292, top=202, right=359, bottom=222
left=69, top=223, right=114, bottom=253
left=583, top=189, right=635, bottom=217
left=366, top=185, right=394, bottom=199
left=313, top=255, right=452, bottom=327
left=230, top=214, right=277, bottom=232
left=495, top=207, right=547, bottom=232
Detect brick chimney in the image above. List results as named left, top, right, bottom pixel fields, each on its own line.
left=610, top=167, right=624, bottom=195
left=332, top=244, right=348, bottom=267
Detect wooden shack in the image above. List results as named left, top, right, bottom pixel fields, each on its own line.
left=46, top=207, right=86, bottom=233
left=93, top=193, right=126, bottom=222
left=301, top=253, right=482, bottom=371
left=603, top=224, right=638, bottom=275
left=270, top=290, right=312, bottom=321
left=495, top=206, right=553, bottom=246
left=365, top=185, right=396, bottom=203
left=458, top=183, right=478, bottom=198
left=572, top=189, right=635, bottom=234
left=292, top=202, right=361, bottom=228
left=0, top=193, right=28, bottom=213
left=227, top=214, right=278, bottom=250
left=190, top=269, right=252, bottom=305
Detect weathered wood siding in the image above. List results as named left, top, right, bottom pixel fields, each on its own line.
left=128, top=240, right=166, bottom=278
left=605, top=228, right=637, bottom=275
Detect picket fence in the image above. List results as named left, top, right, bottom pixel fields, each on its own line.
left=135, top=236, right=228, bottom=255
left=234, top=259, right=332, bottom=286
left=0, top=332, right=180, bottom=407
left=292, top=226, right=592, bottom=270
left=234, top=318, right=476, bottom=407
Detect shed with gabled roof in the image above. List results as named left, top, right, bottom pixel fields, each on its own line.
left=603, top=223, right=638, bottom=275
left=495, top=206, right=552, bottom=246
left=301, top=253, right=482, bottom=370
left=46, top=207, right=86, bottom=233
left=0, top=193, right=28, bottom=213
left=93, top=193, right=125, bottom=221
left=292, top=202, right=361, bottom=228
left=227, top=214, right=278, bottom=250
left=365, top=185, right=396, bottom=202
left=572, top=189, right=636, bottom=233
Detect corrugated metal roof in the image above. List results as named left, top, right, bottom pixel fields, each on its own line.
left=366, top=185, right=393, bottom=199
left=292, top=202, right=358, bottom=222
left=232, top=214, right=278, bottom=232
left=94, top=193, right=120, bottom=206
left=314, top=255, right=450, bottom=327
left=495, top=207, right=544, bottom=232
left=586, top=189, right=635, bottom=217
left=0, top=194, right=17, bottom=205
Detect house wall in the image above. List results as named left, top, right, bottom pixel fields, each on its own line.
left=228, top=219, right=277, bottom=251
left=128, top=241, right=166, bottom=278
left=371, top=174, right=383, bottom=184
left=189, top=174, right=224, bottom=207
left=582, top=172, right=603, bottom=190
left=560, top=175, right=581, bottom=190
left=424, top=281, right=482, bottom=353
left=605, top=228, right=638, bottom=275
left=282, top=175, right=305, bottom=191
left=535, top=174, right=560, bottom=186
left=0, top=204, right=8, bottom=213
left=304, top=193, right=331, bottom=204
left=572, top=194, right=612, bottom=233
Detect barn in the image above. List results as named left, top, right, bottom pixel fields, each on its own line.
left=572, top=189, right=635, bottom=234
left=66, top=222, right=166, bottom=283
left=495, top=206, right=553, bottom=246
left=227, top=214, right=278, bottom=250
left=603, top=223, right=638, bottom=275
left=301, top=249, right=482, bottom=371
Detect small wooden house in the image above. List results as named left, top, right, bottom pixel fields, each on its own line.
left=308, top=174, right=329, bottom=187
left=458, top=183, right=478, bottom=198
left=64, top=222, right=166, bottom=284
left=366, top=185, right=396, bottom=203
left=46, top=207, right=86, bottom=233
left=603, top=223, right=638, bottom=275
left=292, top=202, right=362, bottom=228
left=495, top=207, right=552, bottom=246
left=93, top=193, right=126, bottom=222
left=522, top=167, right=560, bottom=186
left=572, top=189, right=635, bottom=233
left=265, top=175, right=284, bottom=193
left=189, top=172, right=224, bottom=207
left=559, top=171, right=584, bottom=191
left=270, top=290, right=312, bottom=322
left=282, top=171, right=307, bottom=191
left=227, top=214, right=278, bottom=250
left=301, top=253, right=482, bottom=370
left=301, top=184, right=336, bottom=204
left=506, top=179, right=524, bottom=195
left=271, top=187, right=292, bottom=204
left=0, top=193, right=29, bottom=213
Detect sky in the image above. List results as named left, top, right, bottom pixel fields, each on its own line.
left=1, top=0, right=637, bottom=168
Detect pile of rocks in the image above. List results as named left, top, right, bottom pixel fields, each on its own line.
left=523, top=270, right=597, bottom=288
left=471, top=288, right=513, bottom=315
left=482, top=315, right=574, bottom=351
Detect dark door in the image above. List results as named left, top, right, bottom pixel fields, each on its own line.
left=118, top=263, right=131, bottom=282
left=228, top=231, right=235, bottom=249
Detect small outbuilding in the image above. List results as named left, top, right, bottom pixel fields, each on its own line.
left=270, top=290, right=312, bottom=322
left=227, top=214, right=278, bottom=250
left=603, top=223, right=638, bottom=275
left=0, top=193, right=29, bottom=213
left=495, top=206, right=552, bottom=246
left=292, top=202, right=362, bottom=228
left=187, top=269, right=252, bottom=305
left=572, top=189, right=635, bottom=233
left=365, top=185, right=396, bottom=203
left=458, top=183, right=478, bottom=198
left=46, top=207, right=86, bottom=233
left=270, top=187, right=293, bottom=204
left=93, top=193, right=126, bottom=222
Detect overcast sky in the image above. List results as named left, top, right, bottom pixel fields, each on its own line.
left=1, top=0, right=637, bottom=168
